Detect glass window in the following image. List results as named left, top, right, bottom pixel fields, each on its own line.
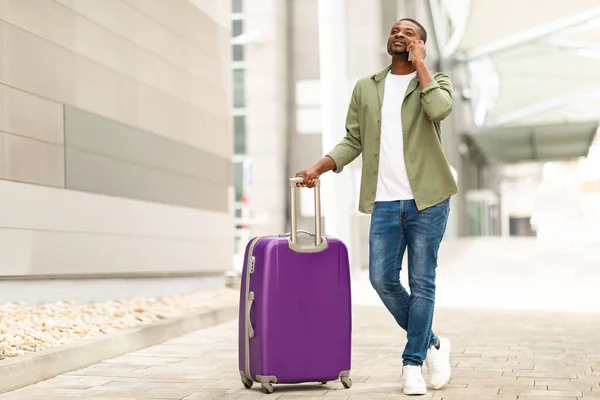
left=232, top=0, right=243, bottom=13
left=234, top=115, right=246, bottom=154
left=233, top=69, right=245, bottom=108
left=232, top=20, right=243, bottom=37
left=234, top=162, right=243, bottom=202
left=232, top=44, right=244, bottom=62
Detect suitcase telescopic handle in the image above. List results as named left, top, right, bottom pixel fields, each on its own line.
left=289, top=177, right=322, bottom=246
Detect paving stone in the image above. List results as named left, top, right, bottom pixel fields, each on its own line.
left=433, top=395, right=517, bottom=400
left=501, top=389, right=584, bottom=396
left=517, top=397, right=577, bottom=400
left=2, top=303, right=600, bottom=399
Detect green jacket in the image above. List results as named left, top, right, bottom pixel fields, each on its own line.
left=326, top=65, right=458, bottom=213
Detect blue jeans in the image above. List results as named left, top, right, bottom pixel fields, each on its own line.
left=369, top=198, right=450, bottom=366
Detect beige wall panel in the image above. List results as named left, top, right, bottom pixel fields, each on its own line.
left=0, top=84, right=64, bottom=144
left=188, top=43, right=222, bottom=86
left=189, top=0, right=230, bottom=29
left=189, top=79, right=229, bottom=122
left=135, top=82, right=230, bottom=158
left=0, top=0, right=136, bottom=77
left=0, top=180, right=231, bottom=242
left=65, top=148, right=229, bottom=212
left=129, top=6, right=223, bottom=82
left=129, top=5, right=194, bottom=74
left=2, top=22, right=77, bottom=107
left=188, top=110, right=231, bottom=160
left=0, top=229, right=231, bottom=277
left=0, top=19, right=3, bottom=80
left=56, top=0, right=221, bottom=84
left=1, top=22, right=229, bottom=157
left=3, top=133, right=64, bottom=187
left=0, top=0, right=233, bottom=279
left=54, top=0, right=133, bottom=40
left=135, top=83, right=191, bottom=145
left=1, top=0, right=218, bottom=112
left=127, top=0, right=220, bottom=57
left=64, top=106, right=231, bottom=187
left=0, top=132, right=5, bottom=179
left=0, top=22, right=138, bottom=129
left=0, top=179, right=233, bottom=275
left=133, top=46, right=190, bottom=104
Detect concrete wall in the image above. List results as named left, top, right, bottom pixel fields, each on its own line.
left=0, top=0, right=233, bottom=278
left=244, top=0, right=288, bottom=236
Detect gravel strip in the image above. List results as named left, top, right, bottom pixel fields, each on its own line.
left=0, top=288, right=237, bottom=360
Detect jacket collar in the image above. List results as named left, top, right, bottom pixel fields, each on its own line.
left=372, top=65, right=392, bottom=82
left=372, top=64, right=420, bottom=102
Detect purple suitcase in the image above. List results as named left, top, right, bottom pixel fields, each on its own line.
left=238, top=178, right=352, bottom=394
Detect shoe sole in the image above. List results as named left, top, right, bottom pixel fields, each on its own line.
left=403, top=388, right=428, bottom=396
left=431, top=371, right=451, bottom=390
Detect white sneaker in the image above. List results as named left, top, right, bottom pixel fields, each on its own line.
left=425, top=337, right=452, bottom=389
left=402, top=365, right=427, bottom=395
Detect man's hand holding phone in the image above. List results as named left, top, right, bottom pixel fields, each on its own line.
left=407, top=40, right=426, bottom=66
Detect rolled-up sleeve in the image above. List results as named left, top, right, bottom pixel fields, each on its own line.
left=420, top=73, right=453, bottom=122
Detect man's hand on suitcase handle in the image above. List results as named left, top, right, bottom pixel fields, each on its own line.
left=295, top=168, right=319, bottom=188
left=295, top=156, right=337, bottom=188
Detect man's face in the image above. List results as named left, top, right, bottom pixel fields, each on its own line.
left=387, top=21, right=420, bottom=56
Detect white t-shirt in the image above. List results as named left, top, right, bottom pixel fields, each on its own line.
left=375, top=70, right=417, bottom=202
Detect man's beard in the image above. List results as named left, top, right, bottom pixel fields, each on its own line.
left=389, top=41, right=408, bottom=57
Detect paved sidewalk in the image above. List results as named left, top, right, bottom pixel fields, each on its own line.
left=2, top=239, right=600, bottom=399
left=2, top=305, right=600, bottom=400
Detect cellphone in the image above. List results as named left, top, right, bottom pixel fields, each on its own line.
left=408, top=48, right=413, bottom=61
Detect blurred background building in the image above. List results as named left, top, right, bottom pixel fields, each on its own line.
left=231, top=0, right=600, bottom=275
left=0, top=0, right=599, bottom=297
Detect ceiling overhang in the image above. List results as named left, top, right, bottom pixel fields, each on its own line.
left=464, top=121, right=599, bottom=164
left=443, top=1, right=600, bottom=133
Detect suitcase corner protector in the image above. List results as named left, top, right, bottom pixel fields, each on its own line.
left=255, top=374, right=278, bottom=384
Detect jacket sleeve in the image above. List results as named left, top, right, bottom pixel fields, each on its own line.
left=420, top=72, right=453, bottom=122
left=326, top=82, right=363, bottom=173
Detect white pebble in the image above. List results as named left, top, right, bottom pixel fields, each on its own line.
left=0, top=289, right=234, bottom=359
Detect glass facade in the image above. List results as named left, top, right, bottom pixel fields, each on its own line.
left=234, top=115, right=246, bottom=154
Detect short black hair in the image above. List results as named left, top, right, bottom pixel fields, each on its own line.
left=397, top=18, right=427, bottom=43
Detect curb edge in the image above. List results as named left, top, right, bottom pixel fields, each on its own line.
left=0, top=304, right=238, bottom=394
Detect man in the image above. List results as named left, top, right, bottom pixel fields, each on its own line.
left=295, top=18, right=457, bottom=395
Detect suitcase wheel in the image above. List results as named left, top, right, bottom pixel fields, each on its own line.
left=320, top=381, right=328, bottom=384
left=341, top=376, right=352, bottom=389
left=261, top=382, right=274, bottom=394
left=240, top=375, right=253, bottom=389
